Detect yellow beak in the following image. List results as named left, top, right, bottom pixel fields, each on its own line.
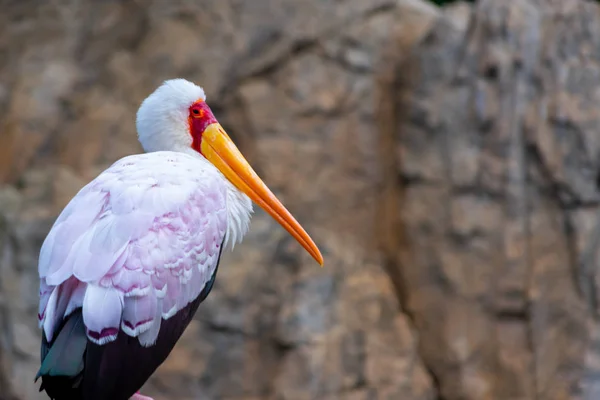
left=200, top=123, right=324, bottom=266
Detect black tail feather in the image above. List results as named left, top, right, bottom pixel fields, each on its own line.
left=38, top=310, right=86, bottom=399
left=38, top=240, right=224, bottom=400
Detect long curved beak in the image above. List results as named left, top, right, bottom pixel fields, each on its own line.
left=200, top=123, right=324, bottom=266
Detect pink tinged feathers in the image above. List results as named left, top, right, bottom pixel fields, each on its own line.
left=39, top=190, right=107, bottom=281
left=138, top=297, right=163, bottom=347
left=161, top=273, right=181, bottom=319
left=64, top=281, right=87, bottom=318
left=111, top=268, right=152, bottom=297
left=37, top=152, right=229, bottom=347
left=83, top=285, right=124, bottom=345
left=122, top=295, right=157, bottom=336
left=41, top=278, right=86, bottom=341
left=42, top=288, right=60, bottom=341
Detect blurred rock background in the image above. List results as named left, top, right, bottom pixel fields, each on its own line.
left=2, top=0, right=600, bottom=399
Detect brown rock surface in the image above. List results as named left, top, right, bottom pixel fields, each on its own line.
left=382, top=1, right=600, bottom=399
left=2, top=0, right=600, bottom=400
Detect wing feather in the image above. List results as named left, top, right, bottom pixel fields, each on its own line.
left=39, top=191, right=108, bottom=279
left=82, top=285, right=124, bottom=345
left=39, top=152, right=228, bottom=347
left=121, top=295, right=157, bottom=336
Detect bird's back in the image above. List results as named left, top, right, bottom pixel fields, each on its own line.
left=37, top=151, right=229, bottom=399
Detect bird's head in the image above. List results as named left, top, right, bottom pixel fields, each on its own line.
left=136, top=79, right=323, bottom=266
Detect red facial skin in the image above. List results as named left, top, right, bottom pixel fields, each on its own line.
left=188, top=100, right=218, bottom=153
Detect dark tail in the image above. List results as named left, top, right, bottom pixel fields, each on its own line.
left=37, top=310, right=87, bottom=400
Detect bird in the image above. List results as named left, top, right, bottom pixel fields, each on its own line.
left=35, top=78, right=323, bottom=400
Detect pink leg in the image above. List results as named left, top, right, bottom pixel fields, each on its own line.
left=130, top=392, right=154, bottom=400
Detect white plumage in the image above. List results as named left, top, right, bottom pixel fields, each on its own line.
left=36, top=78, right=322, bottom=400
left=39, top=135, right=251, bottom=348
left=136, top=79, right=206, bottom=154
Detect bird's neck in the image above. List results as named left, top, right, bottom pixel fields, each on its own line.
left=222, top=178, right=253, bottom=250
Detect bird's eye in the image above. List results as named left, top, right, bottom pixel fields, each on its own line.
left=192, top=109, right=200, bottom=115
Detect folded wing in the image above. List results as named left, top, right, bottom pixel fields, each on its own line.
left=38, top=152, right=228, bottom=347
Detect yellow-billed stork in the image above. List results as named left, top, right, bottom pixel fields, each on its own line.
left=35, top=79, right=323, bottom=400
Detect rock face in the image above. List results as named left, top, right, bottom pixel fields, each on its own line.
left=385, top=1, right=600, bottom=399
left=2, top=0, right=600, bottom=399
